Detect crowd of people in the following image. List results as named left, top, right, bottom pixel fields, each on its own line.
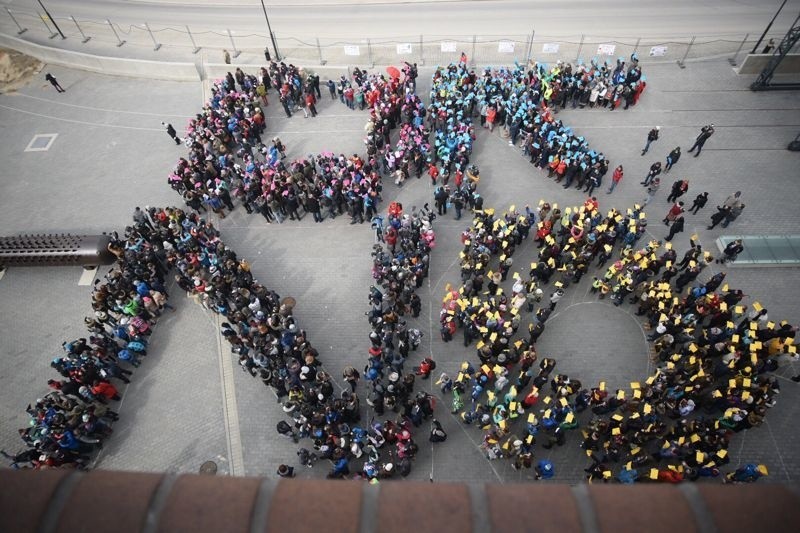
left=10, top=56, right=794, bottom=486
left=434, top=193, right=793, bottom=482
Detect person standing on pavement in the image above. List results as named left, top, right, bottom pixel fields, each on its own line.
left=723, top=191, right=742, bottom=209
left=665, top=215, right=685, bottom=242
left=688, top=124, right=715, bottom=157
left=666, top=179, right=689, bottom=203
left=689, top=192, right=709, bottom=214
left=664, top=147, right=681, bottom=172
left=161, top=122, right=181, bottom=145
left=721, top=202, right=745, bottom=228
left=717, top=239, right=744, bottom=264
left=641, top=126, right=660, bottom=155
left=641, top=161, right=662, bottom=186
left=707, top=205, right=731, bottom=230
left=607, top=165, right=623, bottom=194
left=663, top=201, right=685, bottom=224
left=45, top=73, right=65, bottom=93
left=223, top=49, right=231, bottom=64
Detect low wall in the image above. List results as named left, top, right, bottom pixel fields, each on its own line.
left=1, top=469, right=799, bottom=533
left=0, top=33, right=199, bottom=81
left=738, top=53, right=800, bottom=75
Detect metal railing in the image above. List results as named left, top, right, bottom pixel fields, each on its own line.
left=1, top=8, right=785, bottom=68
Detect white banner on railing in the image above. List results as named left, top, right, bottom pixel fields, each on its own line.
left=396, top=43, right=412, bottom=55
left=649, top=45, right=668, bottom=57
left=542, top=43, right=560, bottom=54
left=441, top=41, right=457, bottom=53
left=498, top=41, right=515, bottom=53
left=344, top=45, right=360, bottom=56
left=597, top=43, right=616, bottom=56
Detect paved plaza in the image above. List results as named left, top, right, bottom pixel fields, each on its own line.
left=1, top=54, right=799, bottom=484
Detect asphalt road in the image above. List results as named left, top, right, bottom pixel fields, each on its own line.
left=3, top=0, right=799, bottom=38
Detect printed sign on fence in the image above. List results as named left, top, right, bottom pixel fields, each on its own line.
left=542, top=43, right=560, bottom=54
left=649, top=46, right=668, bottom=57
left=344, top=45, right=361, bottom=56
left=498, top=41, right=515, bottom=53
left=441, top=41, right=457, bottom=53
left=396, top=43, right=412, bottom=55
left=597, top=44, right=616, bottom=56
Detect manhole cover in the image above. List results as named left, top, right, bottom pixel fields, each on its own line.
left=199, top=461, right=218, bottom=475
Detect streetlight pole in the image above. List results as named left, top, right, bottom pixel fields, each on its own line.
left=36, top=0, right=64, bottom=39
left=260, top=0, right=280, bottom=61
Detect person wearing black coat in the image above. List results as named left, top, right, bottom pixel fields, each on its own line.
left=665, top=215, right=685, bottom=242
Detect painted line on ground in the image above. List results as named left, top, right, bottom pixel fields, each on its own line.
left=9, top=92, right=195, bottom=118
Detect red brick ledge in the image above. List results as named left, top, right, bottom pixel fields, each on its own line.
left=1, top=469, right=799, bottom=533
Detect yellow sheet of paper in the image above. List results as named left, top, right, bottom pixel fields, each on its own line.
left=559, top=397, right=568, bottom=407
left=691, top=434, right=701, bottom=443
left=616, top=390, right=625, bottom=400
left=649, top=469, right=659, bottom=480
left=633, top=390, right=642, bottom=399
left=527, top=413, right=536, bottom=424
left=717, top=449, right=728, bottom=458
left=599, top=381, right=606, bottom=391
left=612, top=427, right=621, bottom=436
left=719, top=302, right=728, bottom=312
left=630, top=382, right=641, bottom=389
left=722, top=284, right=729, bottom=292
left=735, top=306, right=744, bottom=314
left=696, top=451, right=704, bottom=463
left=489, top=332, right=498, bottom=342
left=644, top=404, right=652, bottom=414
left=753, top=301, right=763, bottom=312
left=731, top=334, right=740, bottom=343
left=612, top=414, right=624, bottom=422
left=728, top=379, right=737, bottom=389
left=543, top=409, right=552, bottom=418
left=565, top=412, right=575, bottom=423
left=543, top=396, right=552, bottom=405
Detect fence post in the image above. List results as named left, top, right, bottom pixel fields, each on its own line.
left=186, top=25, right=200, bottom=54
left=729, top=33, right=749, bottom=66
left=526, top=29, right=535, bottom=64
left=107, top=19, right=126, bottom=47
left=144, top=22, right=161, bottom=51
left=316, top=37, right=326, bottom=65
left=471, top=35, right=477, bottom=67
left=575, top=34, right=585, bottom=62
left=677, top=36, right=694, bottom=69
left=367, top=38, right=374, bottom=68
left=69, top=16, right=90, bottom=43
left=6, top=8, right=27, bottom=35
left=227, top=29, right=241, bottom=58
left=419, top=34, right=424, bottom=65
left=39, top=12, right=58, bottom=39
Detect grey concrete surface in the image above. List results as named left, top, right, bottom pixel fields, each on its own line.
left=0, top=54, right=799, bottom=485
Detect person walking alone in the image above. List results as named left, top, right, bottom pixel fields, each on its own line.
left=45, top=73, right=65, bottom=93
left=665, top=215, right=685, bottom=242
left=607, top=165, right=623, bottom=194
left=689, top=192, right=708, bottom=214
left=688, top=124, right=715, bottom=157
left=664, top=147, right=681, bottom=172
left=162, top=122, right=181, bottom=145
left=641, top=126, right=660, bottom=155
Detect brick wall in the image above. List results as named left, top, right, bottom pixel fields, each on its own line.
left=1, top=469, right=799, bottom=533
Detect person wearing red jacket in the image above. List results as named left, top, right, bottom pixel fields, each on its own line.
left=91, top=380, right=121, bottom=402
left=607, top=165, right=624, bottom=194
